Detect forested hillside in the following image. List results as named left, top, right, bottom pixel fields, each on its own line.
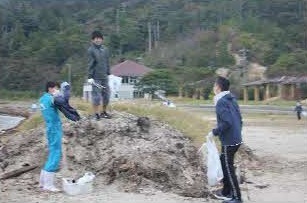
left=0, top=0, right=306, bottom=95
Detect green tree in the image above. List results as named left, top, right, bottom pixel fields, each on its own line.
left=136, top=69, right=178, bottom=95
left=268, top=50, right=307, bottom=76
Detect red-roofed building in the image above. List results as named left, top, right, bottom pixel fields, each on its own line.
left=111, top=60, right=152, bottom=83
left=111, top=60, right=153, bottom=99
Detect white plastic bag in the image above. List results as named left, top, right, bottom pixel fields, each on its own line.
left=199, top=135, right=223, bottom=186
left=77, top=172, right=95, bottom=184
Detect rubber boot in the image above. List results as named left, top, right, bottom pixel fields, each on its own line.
left=39, top=170, right=45, bottom=188
left=43, top=171, right=61, bottom=192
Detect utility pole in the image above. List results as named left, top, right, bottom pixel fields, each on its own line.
left=116, top=8, right=120, bottom=34
left=153, top=20, right=160, bottom=48
left=238, top=0, right=246, bottom=26
left=116, top=8, right=123, bottom=55
left=68, top=64, right=71, bottom=85
left=303, top=0, right=307, bottom=49
left=157, top=20, right=160, bottom=41
left=148, top=21, right=152, bottom=52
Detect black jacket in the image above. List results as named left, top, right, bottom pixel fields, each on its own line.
left=213, top=94, right=243, bottom=146
left=88, top=44, right=110, bottom=80
left=53, top=83, right=80, bottom=122
left=54, top=95, right=80, bottom=122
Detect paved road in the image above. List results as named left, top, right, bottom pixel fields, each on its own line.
left=178, top=104, right=297, bottom=115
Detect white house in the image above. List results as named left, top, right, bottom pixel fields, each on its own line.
left=111, top=60, right=152, bottom=99
left=83, top=60, right=152, bottom=101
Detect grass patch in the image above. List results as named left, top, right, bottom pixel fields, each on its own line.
left=169, top=97, right=212, bottom=105
left=112, top=101, right=210, bottom=145
left=17, top=112, right=44, bottom=131
left=71, top=98, right=92, bottom=113
left=0, top=89, right=39, bottom=101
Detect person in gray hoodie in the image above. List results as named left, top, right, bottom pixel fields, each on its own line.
left=87, top=30, right=111, bottom=120
left=210, top=76, right=243, bottom=203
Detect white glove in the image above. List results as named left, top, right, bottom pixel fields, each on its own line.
left=88, top=78, right=94, bottom=84
left=208, top=131, right=213, bottom=138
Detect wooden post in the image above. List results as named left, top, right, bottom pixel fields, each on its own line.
left=178, top=86, right=183, bottom=98
left=254, top=86, right=260, bottom=101
left=243, top=87, right=248, bottom=104
left=192, top=88, right=198, bottom=99
left=265, top=84, right=270, bottom=100
left=278, top=84, right=283, bottom=99
left=290, top=84, right=295, bottom=99
left=199, top=87, right=204, bottom=100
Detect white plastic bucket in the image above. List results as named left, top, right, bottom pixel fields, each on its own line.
left=62, top=174, right=94, bottom=196
left=63, top=178, right=81, bottom=196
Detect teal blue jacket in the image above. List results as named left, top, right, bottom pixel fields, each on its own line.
left=39, top=92, right=62, bottom=172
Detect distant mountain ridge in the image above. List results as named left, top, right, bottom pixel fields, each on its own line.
left=0, top=0, right=306, bottom=94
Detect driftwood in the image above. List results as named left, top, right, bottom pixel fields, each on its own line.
left=0, top=165, right=38, bottom=180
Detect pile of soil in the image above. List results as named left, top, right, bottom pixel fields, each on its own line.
left=0, top=111, right=208, bottom=197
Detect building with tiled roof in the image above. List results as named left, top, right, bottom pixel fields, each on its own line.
left=111, top=60, right=153, bottom=99
left=242, top=76, right=307, bottom=102
left=111, top=60, right=152, bottom=77
left=83, top=60, right=153, bottom=101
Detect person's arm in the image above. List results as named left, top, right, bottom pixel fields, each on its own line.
left=88, top=48, right=96, bottom=79
left=233, top=100, right=243, bottom=129
left=212, top=102, right=232, bottom=136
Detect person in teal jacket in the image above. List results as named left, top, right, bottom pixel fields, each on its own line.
left=38, top=81, right=62, bottom=192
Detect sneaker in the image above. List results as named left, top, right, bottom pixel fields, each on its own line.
left=213, top=190, right=232, bottom=201
left=95, top=113, right=100, bottom=120
left=222, top=198, right=242, bottom=203
left=100, top=112, right=111, bottom=119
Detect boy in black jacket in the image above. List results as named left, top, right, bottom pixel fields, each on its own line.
left=210, top=76, right=243, bottom=203
left=87, top=30, right=111, bottom=120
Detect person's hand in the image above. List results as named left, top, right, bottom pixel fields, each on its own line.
left=88, top=78, right=94, bottom=84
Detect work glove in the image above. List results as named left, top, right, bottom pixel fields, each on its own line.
left=88, top=78, right=94, bottom=84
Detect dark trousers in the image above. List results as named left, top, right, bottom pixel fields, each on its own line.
left=220, top=145, right=241, bottom=200
left=297, top=111, right=301, bottom=120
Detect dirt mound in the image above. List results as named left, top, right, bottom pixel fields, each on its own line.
left=0, top=112, right=207, bottom=197
left=63, top=112, right=207, bottom=197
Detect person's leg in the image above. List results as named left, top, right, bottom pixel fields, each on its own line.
left=221, top=146, right=231, bottom=195
left=101, top=83, right=111, bottom=118
left=43, top=123, right=62, bottom=192
left=44, top=124, right=62, bottom=172
left=93, top=104, right=99, bottom=114
left=223, top=145, right=241, bottom=201
left=298, top=112, right=301, bottom=120
left=214, top=149, right=232, bottom=200
left=91, top=84, right=102, bottom=119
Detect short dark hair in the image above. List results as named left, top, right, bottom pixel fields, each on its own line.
left=45, top=81, right=56, bottom=92
left=215, top=76, right=230, bottom=91
left=91, top=30, right=103, bottom=40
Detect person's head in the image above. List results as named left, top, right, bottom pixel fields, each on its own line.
left=45, top=81, right=58, bottom=94
left=213, top=76, right=230, bottom=95
left=91, top=30, right=103, bottom=46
